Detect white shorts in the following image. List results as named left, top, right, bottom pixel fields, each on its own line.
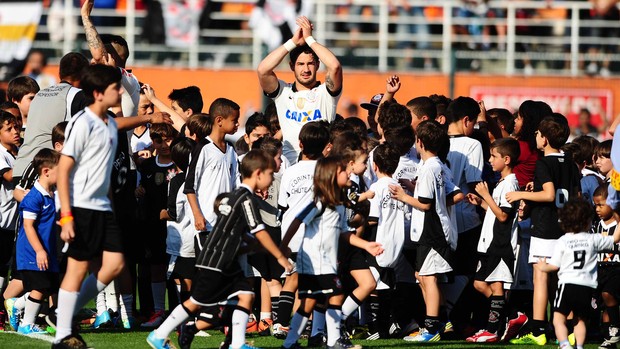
left=418, top=247, right=453, bottom=276
left=528, top=237, right=558, bottom=264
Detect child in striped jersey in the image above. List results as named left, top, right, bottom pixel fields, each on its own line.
left=592, top=184, right=620, bottom=349
left=280, top=156, right=383, bottom=349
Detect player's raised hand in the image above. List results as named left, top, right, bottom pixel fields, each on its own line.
left=296, top=16, right=314, bottom=39
left=292, top=27, right=304, bottom=46
left=385, top=75, right=401, bottom=95
left=81, top=0, right=94, bottom=19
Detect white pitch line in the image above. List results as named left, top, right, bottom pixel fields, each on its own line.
left=0, top=330, right=55, bottom=343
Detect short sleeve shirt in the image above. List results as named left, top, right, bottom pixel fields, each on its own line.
left=270, top=80, right=341, bottom=164
left=368, top=176, right=406, bottom=268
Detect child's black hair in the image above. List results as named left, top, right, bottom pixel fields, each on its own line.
left=80, top=64, right=122, bottom=106
left=571, top=135, right=599, bottom=167
left=245, top=112, right=270, bottom=136
left=416, top=120, right=448, bottom=155
left=330, top=131, right=365, bottom=163
left=373, top=143, right=400, bottom=176
left=445, top=96, right=480, bottom=124
left=170, top=137, right=195, bottom=172
left=377, top=100, right=412, bottom=130
left=594, top=139, right=612, bottom=159
left=491, top=138, right=521, bottom=169
left=7, top=76, right=39, bottom=103
left=168, top=86, right=203, bottom=114
left=558, top=198, right=594, bottom=233
left=33, top=148, right=60, bottom=176
left=150, top=123, right=179, bottom=140
left=488, top=108, right=515, bottom=135
left=299, top=121, right=330, bottom=160
left=383, top=125, right=415, bottom=156
left=208, top=98, right=240, bottom=119
left=52, top=121, right=68, bottom=146
left=538, top=114, right=570, bottom=149
left=240, top=149, right=276, bottom=179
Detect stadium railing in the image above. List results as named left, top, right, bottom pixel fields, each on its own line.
left=33, top=0, right=620, bottom=77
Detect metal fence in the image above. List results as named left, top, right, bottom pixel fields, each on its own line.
left=34, top=0, right=620, bottom=77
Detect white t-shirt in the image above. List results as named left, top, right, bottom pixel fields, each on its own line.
left=447, top=135, right=484, bottom=233
left=549, top=232, right=615, bottom=288
left=166, top=174, right=195, bottom=258
left=271, top=80, right=340, bottom=164
left=368, top=176, right=406, bottom=268
left=131, top=127, right=152, bottom=153
left=296, top=201, right=350, bottom=275
left=410, top=156, right=458, bottom=250
left=478, top=173, right=520, bottom=256
left=0, top=146, right=17, bottom=230
left=189, top=137, right=238, bottom=231
left=278, top=159, right=316, bottom=252
left=62, top=107, right=118, bottom=211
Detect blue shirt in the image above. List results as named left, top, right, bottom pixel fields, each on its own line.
left=16, top=181, right=58, bottom=272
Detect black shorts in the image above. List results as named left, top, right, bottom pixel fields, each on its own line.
left=171, top=256, right=196, bottom=280
left=67, top=207, right=123, bottom=261
left=338, top=243, right=369, bottom=272
left=453, top=226, right=481, bottom=275
left=144, top=221, right=168, bottom=263
left=598, top=266, right=620, bottom=298
left=474, top=254, right=515, bottom=283
left=415, top=244, right=452, bottom=275
left=20, top=270, right=59, bottom=293
left=554, top=283, right=596, bottom=318
left=0, top=228, right=14, bottom=267
left=298, top=274, right=343, bottom=299
left=191, top=267, right=253, bottom=307
left=248, top=252, right=284, bottom=281
left=9, top=240, right=21, bottom=281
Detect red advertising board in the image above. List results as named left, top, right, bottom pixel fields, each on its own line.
left=470, top=86, right=613, bottom=130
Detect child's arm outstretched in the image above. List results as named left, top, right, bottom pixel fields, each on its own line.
left=506, top=182, right=555, bottom=204
left=256, top=229, right=293, bottom=274
left=389, top=184, right=431, bottom=211
left=23, top=218, right=48, bottom=271
left=536, top=257, right=559, bottom=273
left=342, top=232, right=384, bottom=256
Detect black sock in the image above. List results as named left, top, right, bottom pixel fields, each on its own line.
left=609, top=306, right=620, bottom=328
left=271, top=297, right=279, bottom=323
left=278, top=291, right=295, bottom=326
left=487, top=295, right=505, bottom=334
left=531, top=319, right=546, bottom=336
left=367, top=294, right=380, bottom=334
left=424, top=316, right=441, bottom=334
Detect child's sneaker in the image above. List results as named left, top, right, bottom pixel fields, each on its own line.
left=326, top=338, right=360, bottom=349
left=122, top=316, right=138, bottom=330
left=272, top=323, right=289, bottom=339
left=17, top=323, right=47, bottom=335
left=600, top=326, right=620, bottom=349
left=51, top=333, right=89, bottom=349
left=92, top=310, right=112, bottom=329
left=402, top=328, right=440, bottom=342
left=230, top=344, right=262, bottom=349
left=141, top=310, right=166, bottom=329
left=502, top=312, right=528, bottom=341
left=466, top=329, right=499, bottom=343
left=258, top=318, right=272, bottom=336
left=178, top=323, right=197, bottom=349
left=509, top=332, right=547, bottom=345
left=307, top=333, right=326, bottom=348
left=246, top=314, right=258, bottom=333
left=147, top=331, right=173, bottom=349
left=4, top=298, right=20, bottom=331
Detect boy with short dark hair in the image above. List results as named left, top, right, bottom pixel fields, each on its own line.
left=15, top=148, right=60, bottom=335
left=465, top=138, right=520, bottom=343
left=506, top=114, right=581, bottom=345
left=391, top=120, right=461, bottom=342
left=138, top=123, right=179, bottom=328
left=243, top=112, right=271, bottom=152
left=537, top=198, right=620, bottom=349
left=147, top=150, right=293, bottom=349
left=7, top=76, right=39, bottom=128
left=53, top=64, right=125, bottom=349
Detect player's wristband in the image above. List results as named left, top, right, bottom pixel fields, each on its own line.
left=59, top=216, right=74, bottom=226
left=283, top=39, right=296, bottom=52
left=305, top=36, right=317, bottom=47
left=60, top=211, right=73, bottom=218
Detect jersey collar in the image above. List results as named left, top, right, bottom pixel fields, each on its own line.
left=34, top=181, right=53, bottom=197
left=291, top=81, right=321, bottom=92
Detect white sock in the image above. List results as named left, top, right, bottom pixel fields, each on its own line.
left=95, top=290, right=107, bottom=316
left=54, top=289, right=79, bottom=343
left=283, top=312, right=309, bottom=348
left=341, top=295, right=362, bottom=320
left=14, top=292, right=30, bottom=310
left=153, top=304, right=190, bottom=339
left=119, top=294, right=133, bottom=321
left=311, top=309, right=326, bottom=336
left=231, top=308, right=250, bottom=348
left=75, top=274, right=106, bottom=315
left=104, top=281, right=118, bottom=313
left=326, top=307, right=342, bottom=347
left=22, top=296, right=42, bottom=326
left=152, top=282, right=166, bottom=312
left=260, top=312, right=271, bottom=321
